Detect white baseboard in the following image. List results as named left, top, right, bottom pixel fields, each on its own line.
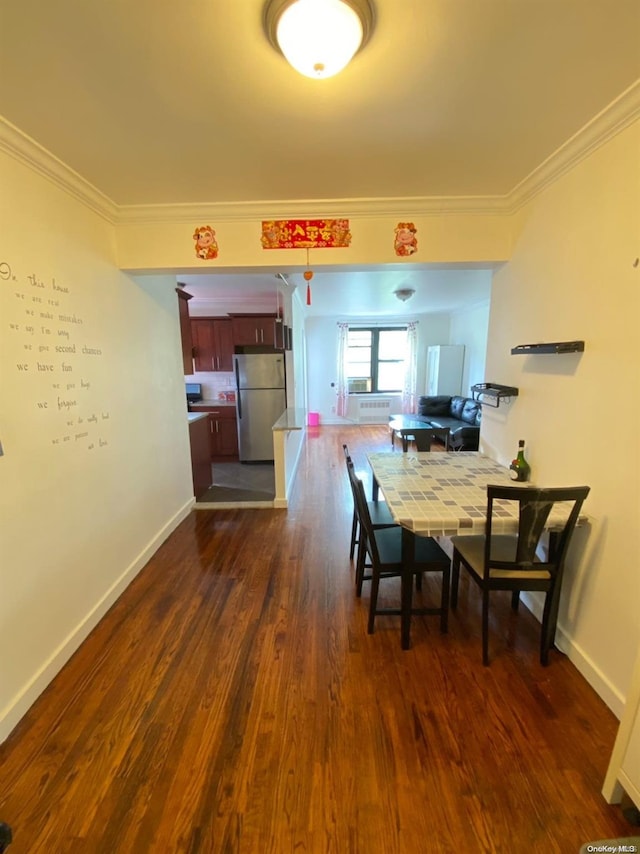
left=521, top=592, right=625, bottom=719
left=0, top=499, right=194, bottom=744
left=309, top=417, right=356, bottom=426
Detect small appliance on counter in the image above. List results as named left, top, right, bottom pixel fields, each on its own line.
left=186, top=383, right=203, bottom=405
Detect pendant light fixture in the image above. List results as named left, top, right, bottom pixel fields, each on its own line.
left=394, top=288, right=416, bottom=302
left=264, top=0, right=375, bottom=80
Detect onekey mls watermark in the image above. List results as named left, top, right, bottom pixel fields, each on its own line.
left=580, top=842, right=639, bottom=853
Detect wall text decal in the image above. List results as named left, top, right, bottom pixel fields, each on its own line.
left=2, top=260, right=110, bottom=452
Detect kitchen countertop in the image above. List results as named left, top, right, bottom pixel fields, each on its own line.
left=272, top=408, right=305, bottom=431
left=189, top=407, right=305, bottom=430
left=189, top=399, right=236, bottom=408
left=187, top=412, right=209, bottom=423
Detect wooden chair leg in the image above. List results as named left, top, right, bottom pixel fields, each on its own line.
left=540, top=588, right=557, bottom=666
left=367, top=569, right=381, bottom=634
left=482, top=590, right=490, bottom=666
left=511, top=590, right=520, bottom=611
left=349, top=510, right=358, bottom=560
left=450, top=552, right=461, bottom=608
left=355, top=540, right=367, bottom=597
left=440, top=566, right=450, bottom=633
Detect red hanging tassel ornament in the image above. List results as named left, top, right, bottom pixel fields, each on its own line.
left=304, top=269, right=313, bottom=306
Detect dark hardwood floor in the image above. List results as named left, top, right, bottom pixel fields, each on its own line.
left=0, top=426, right=632, bottom=853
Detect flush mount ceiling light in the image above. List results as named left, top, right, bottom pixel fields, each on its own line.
left=394, top=288, right=416, bottom=302
left=264, top=0, right=375, bottom=79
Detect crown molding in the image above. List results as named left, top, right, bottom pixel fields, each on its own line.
left=114, top=194, right=509, bottom=225
left=0, top=117, right=118, bottom=224
left=3, top=81, right=638, bottom=227
left=507, top=79, right=640, bottom=212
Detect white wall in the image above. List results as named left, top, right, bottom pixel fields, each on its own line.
left=0, top=152, right=195, bottom=741
left=289, top=293, right=307, bottom=411
left=305, top=313, right=456, bottom=423
left=482, top=119, right=640, bottom=714
left=450, top=299, right=491, bottom=395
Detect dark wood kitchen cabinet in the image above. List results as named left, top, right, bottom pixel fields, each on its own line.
left=230, top=314, right=277, bottom=347
left=177, top=289, right=194, bottom=375
left=196, top=406, right=239, bottom=461
left=191, top=318, right=234, bottom=372
left=188, top=415, right=212, bottom=498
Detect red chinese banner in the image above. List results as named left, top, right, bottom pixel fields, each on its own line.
left=261, top=219, right=351, bottom=249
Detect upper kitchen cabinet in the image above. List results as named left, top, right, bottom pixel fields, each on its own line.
left=191, top=318, right=234, bottom=372
left=177, top=289, right=194, bottom=375
left=231, top=314, right=277, bottom=347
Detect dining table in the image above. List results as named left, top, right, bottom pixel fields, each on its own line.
left=366, top=450, right=583, bottom=649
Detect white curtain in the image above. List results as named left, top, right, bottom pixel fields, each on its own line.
left=402, top=321, right=419, bottom=413
left=336, top=322, right=349, bottom=417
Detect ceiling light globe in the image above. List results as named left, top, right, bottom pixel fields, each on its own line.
left=276, top=0, right=364, bottom=79
left=394, top=288, right=416, bottom=302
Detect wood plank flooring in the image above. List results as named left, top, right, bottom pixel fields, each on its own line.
left=0, top=426, right=632, bottom=853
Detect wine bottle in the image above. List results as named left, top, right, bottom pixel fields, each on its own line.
left=509, top=439, right=531, bottom=482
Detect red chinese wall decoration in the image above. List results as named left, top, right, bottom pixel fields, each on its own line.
left=261, top=219, right=351, bottom=249
left=394, top=222, right=418, bottom=256
left=193, top=225, right=219, bottom=260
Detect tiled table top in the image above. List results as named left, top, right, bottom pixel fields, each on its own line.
left=367, top=451, right=575, bottom=537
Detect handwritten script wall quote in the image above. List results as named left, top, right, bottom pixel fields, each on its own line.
left=2, top=260, right=111, bottom=452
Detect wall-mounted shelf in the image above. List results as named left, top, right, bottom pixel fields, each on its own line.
left=471, top=383, right=519, bottom=408
left=511, top=340, right=585, bottom=355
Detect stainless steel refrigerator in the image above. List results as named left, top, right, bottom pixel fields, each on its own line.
left=234, top=353, right=286, bottom=462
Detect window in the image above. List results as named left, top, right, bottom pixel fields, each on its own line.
left=346, top=327, right=407, bottom=393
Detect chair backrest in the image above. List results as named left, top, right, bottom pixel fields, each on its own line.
left=413, top=428, right=450, bottom=452
left=484, top=484, right=590, bottom=578
left=342, top=443, right=358, bottom=503
left=343, top=445, right=370, bottom=523
left=350, top=472, right=383, bottom=565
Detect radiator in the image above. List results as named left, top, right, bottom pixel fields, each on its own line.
left=356, top=397, right=394, bottom=424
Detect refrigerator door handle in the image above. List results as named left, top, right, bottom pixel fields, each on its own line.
left=235, top=360, right=242, bottom=419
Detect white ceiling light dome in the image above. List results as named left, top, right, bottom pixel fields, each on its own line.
left=264, top=0, right=375, bottom=80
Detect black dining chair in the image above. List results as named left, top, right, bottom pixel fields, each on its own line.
left=450, top=484, right=590, bottom=666
left=350, top=470, right=451, bottom=640
left=343, top=443, right=396, bottom=562
left=412, top=427, right=450, bottom=452
left=0, top=823, right=12, bottom=852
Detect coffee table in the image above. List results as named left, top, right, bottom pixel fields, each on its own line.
left=388, top=415, right=447, bottom=452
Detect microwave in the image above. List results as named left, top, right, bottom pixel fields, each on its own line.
left=186, top=383, right=202, bottom=403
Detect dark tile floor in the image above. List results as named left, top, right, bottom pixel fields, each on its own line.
left=196, top=461, right=275, bottom=504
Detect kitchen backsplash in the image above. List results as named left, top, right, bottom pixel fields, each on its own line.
left=186, top=371, right=235, bottom=401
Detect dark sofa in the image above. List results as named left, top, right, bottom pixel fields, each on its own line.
left=414, top=395, right=482, bottom=451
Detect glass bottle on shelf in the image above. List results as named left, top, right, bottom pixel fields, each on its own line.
left=509, top=440, right=531, bottom=482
